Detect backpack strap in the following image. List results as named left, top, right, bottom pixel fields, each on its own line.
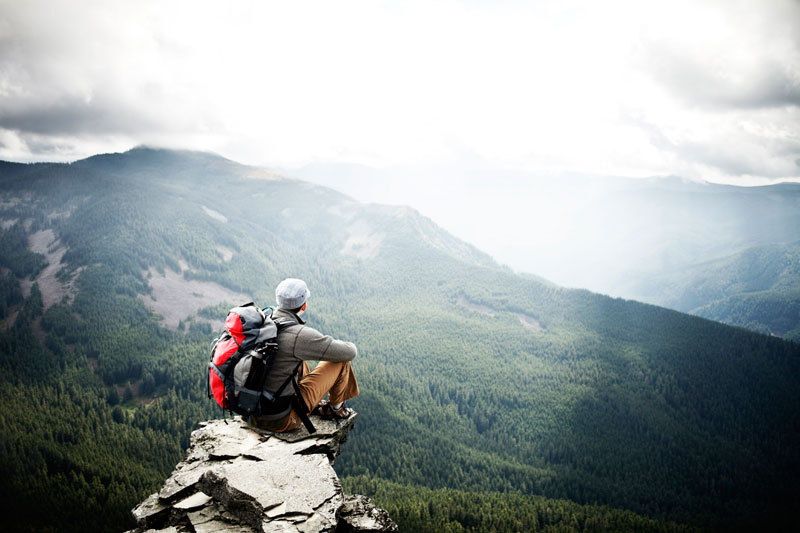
left=273, top=318, right=297, bottom=329
left=291, top=370, right=316, bottom=434
left=208, top=330, right=230, bottom=400
left=266, top=360, right=315, bottom=433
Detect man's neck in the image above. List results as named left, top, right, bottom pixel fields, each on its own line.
left=275, top=307, right=306, bottom=325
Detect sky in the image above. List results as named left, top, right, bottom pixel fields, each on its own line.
left=1, top=0, right=799, bottom=184
left=1, top=0, right=800, bottom=289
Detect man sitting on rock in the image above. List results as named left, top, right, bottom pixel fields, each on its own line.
left=249, top=277, right=359, bottom=432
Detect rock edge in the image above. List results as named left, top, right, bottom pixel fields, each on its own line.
left=129, top=415, right=396, bottom=533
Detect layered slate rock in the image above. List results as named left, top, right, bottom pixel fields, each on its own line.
left=130, top=415, right=396, bottom=533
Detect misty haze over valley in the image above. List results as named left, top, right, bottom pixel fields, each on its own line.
left=293, top=161, right=800, bottom=339
left=2, top=146, right=799, bottom=532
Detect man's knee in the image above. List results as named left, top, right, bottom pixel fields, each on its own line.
left=315, top=360, right=351, bottom=375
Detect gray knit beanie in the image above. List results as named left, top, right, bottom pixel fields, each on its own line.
left=275, top=278, right=310, bottom=309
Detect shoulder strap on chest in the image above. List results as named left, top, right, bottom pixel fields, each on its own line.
left=274, top=318, right=297, bottom=330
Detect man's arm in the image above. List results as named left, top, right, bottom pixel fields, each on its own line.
left=293, top=325, right=357, bottom=362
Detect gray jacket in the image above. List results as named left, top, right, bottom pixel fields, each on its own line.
left=260, top=307, right=357, bottom=418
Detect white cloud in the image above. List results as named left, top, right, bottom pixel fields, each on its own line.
left=0, top=0, right=798, bottom=183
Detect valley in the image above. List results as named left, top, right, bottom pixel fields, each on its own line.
left=1, top=149, right=798, bottom=532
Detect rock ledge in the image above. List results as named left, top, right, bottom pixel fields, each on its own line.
left=130, top=415, right=396, bottom=533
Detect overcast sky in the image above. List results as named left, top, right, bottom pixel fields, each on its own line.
left=1, top=0, right=799, bottom=185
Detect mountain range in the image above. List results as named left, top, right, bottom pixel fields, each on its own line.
left=1, top=148, right=798, bottom=532
left=292, top=162, right=800, bottom=341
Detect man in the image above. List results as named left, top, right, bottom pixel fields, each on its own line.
left=249, top=278, right=359, bottom=432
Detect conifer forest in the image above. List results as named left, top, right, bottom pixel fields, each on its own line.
left=1, top=149, right=799, bottom=532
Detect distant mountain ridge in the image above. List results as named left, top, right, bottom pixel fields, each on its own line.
left=292, top=161, right=800, bottom=340
left=75, top=147, right=501, bottom=273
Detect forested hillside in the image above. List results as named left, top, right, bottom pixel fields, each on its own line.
left=571, top=178, right=800, bottom=340
left=1, top=148, right=798, bottom=532
left=626, top=241, right=800, bottom=341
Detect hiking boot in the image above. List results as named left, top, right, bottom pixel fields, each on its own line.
left=311, top=399, right=328, bottom=416
left=319, top=402, right=355, bottom=420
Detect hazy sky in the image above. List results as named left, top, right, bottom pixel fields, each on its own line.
left=1, top=0, right=799, bottom=185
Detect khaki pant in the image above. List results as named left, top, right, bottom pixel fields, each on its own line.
left=252, top=360, right=359, bottom=432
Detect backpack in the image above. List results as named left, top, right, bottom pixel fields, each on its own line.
left=208, top=302, right=315, bottom=431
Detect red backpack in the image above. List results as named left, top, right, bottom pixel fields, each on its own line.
left=207, top=303, right=295, bottom=417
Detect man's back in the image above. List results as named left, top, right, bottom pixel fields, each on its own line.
left=264, top=307, right=357, bottom=402
left=249, top=278, right=359, bottom=431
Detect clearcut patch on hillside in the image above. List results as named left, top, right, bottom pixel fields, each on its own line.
left=201, top=205, right=228, bottom=223
left=216, top=245, right=234, bottom=262
left=341, top=220, right=384, bottom=260
left=22, top=228, right=79, bottom=309
left=457, top=296, right=496, bottom=316
left=141, top=266, right=249, bottom=330
left=457, top=296, right=544, bottom=331
left=517, top=314, right=543, bottom=331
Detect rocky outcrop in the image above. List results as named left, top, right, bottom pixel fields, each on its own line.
left=129, top=415, right=396, bottom=533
